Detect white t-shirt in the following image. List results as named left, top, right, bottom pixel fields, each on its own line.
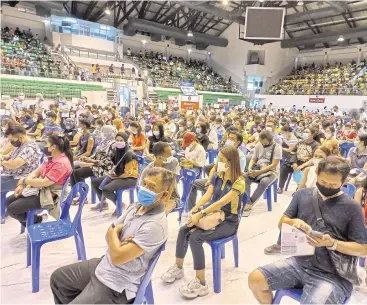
left=207, top=128, right=218, bottom=150
left=185, top=143, right=206, bottom=167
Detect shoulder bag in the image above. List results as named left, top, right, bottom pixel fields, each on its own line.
left=311, top=188, right=361, bottom=286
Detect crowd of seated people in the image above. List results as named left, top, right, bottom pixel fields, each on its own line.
left=1, top=95, right=367, bottom=303
left=127, top=48, right=239, bottom=93
left=269, top=60, right=367, bottom=96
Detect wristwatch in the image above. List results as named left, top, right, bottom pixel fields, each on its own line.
left=327, top=239, right=338, bottom=251
left=200, top=209, right=207, bottom=217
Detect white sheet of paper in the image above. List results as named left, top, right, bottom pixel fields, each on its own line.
left=281, top=223, right=315, bottom=256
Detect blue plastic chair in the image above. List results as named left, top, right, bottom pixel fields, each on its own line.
left=342, top=182, right=357, bottom=198
left=261, top=180, right=278, bottom=212
left=272, top=288, right=350, bottom=304
left=217, top=134, right=223, bottom=142
left=20, top=173, right=73, bottom=234
left=207, top=149, right=219, bottom=164
left=206, top=193, right=247, bottom=293
left=136, top=155, right=146, bottom=171
left=339, top=142, right=354, bottom=158
left=26, top=182, right=89, bottom=293
left=171, top=169, right=198, bottom=219
left=133, top=244, right=165, bottom=304
left=360, top=257, right=366, bottom=267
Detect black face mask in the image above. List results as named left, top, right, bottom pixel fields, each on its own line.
left=316, top=182, right=340, bottom=197
left=262, top=143, right=272, bottom=148
left=43, top=146, right=52, bottom=156
left=10, top=138, right=22, bottom=147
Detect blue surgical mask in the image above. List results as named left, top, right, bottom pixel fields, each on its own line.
left=354, top=140, right=359, bottom=147
left=138, top=186, right=158, bottom=206
left=302, top=133, right=309, bottom=140
left=45, top=118, right=51, bottom=125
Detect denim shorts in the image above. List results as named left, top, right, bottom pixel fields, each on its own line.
left=258, top=257, right=350, bottom=304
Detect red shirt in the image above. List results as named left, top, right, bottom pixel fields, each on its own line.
left=40, top=153, right=72, bottom=185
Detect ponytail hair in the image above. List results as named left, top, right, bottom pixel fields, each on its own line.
left=48, top=135, right=74, bottom=167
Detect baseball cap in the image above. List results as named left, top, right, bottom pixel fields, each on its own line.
left=182, top=132, right=196, bottom=148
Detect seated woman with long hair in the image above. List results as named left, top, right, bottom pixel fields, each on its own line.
left=5, top=135, right=73, bottom=227
left=91, top=132, right=138, bottom=215
left=161, top=145, right=245, bottom=299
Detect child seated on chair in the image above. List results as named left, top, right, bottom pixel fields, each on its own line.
left=50, top=167, right=174, bottom=304
left=160, top=146, right=245, bottom=299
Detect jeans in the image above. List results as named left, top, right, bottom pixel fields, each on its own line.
left=6, top=194, right=42, bottom=227
left=244, top=173, right=276, bottom=205
left=91, top=176, right=137, bottom=204
left=176, top=221, right=237, bottom=270
left=50, top=258, right=133, bottom=304
left=0, top=175, right=19, bottom=193
left=258, top=257, right=349, bottom=304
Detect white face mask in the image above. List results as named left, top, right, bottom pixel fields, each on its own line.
left=217, top=161, right=228, bottom=173
left=313, top=158, right=321, bottom=168
left=153, top=130, right=160, bottom=137
left=325, top=132, right=332, bottom=139
left=265, top=127, right=273, bottom=132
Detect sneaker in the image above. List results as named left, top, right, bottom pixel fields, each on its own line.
left=90, top=201, right=108, bottom=211
left=277, top=187, right=283, bottom=194
left=264, top=244, right=281, bottom=255
left=179, top=278, right=209, bottom=299
left=161, top=264, right=184, bottom=283
left=37, top=211, right=48, bottom=223
left=242, top=204, right=253, bottom=217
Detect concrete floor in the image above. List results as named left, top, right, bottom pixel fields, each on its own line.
left=1, top=180, right=367, bottom=304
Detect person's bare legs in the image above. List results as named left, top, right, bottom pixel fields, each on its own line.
left=176, top=258, right=184, bottom=268
left=248, top=269, right=273, bottom=304
left=196, top=269, right=205, bottom=283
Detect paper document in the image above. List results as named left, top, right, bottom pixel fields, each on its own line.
left=281, top=223, right=315, bottom=256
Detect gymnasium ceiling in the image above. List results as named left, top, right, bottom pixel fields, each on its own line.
left=7, top=1, right=367, bottom=49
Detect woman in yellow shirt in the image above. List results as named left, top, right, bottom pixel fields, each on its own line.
left=27, top=113, right=44, bottom=140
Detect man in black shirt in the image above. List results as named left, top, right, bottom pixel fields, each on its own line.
left=249, top=156, right=367, bottom=304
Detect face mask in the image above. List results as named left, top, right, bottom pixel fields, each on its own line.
left=265, top=127, right=273, bottom=132
left=325, top=132, right=332, bottom=139
left=65, top=124, right=72, bottom=130
left=153, top=130, right=160, bottom=137
left=337, top=121, right=341, bottom=124
left=187, top=122, right=193, bottom=127
left=78, top=128, right=83, bottom=133
left=179, top=127, right=184, bottom=132
left=217, top=161, right=228, bottom=173
left=313, top=158, right=321, bottom=168
left=93, top=115, right=98, bottom=119
left=43, top=146, right=52, bottom=156
left=45, top=118, right=51, bottom=125
left=10, top=138, right=22, bottom=147
left=196, top=128, right=201, bottom=134
left=354, top=141, right=359, bottom=147
left=147, top=131, right=153, bottom=137
left=70, top=114, right=76, bottom=119
left=131, top=130, right=137, bottom=135
left=225, top=140, right=235, bottom=147
left=137, top=186, right=158, bottom=206
left=115, top=141, right=126, bottom=149
left=107, top=114, right=113, bottom=119
left=302, top=133, right=309, bottom=140
left=316, top=181, right=340, bottom=198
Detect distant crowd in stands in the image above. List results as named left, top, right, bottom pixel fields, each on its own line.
left=269, top=60, right=367, bottom=96
left=126, top=47, right=238, bottom=93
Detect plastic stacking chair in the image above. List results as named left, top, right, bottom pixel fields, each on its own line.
left=339, top=142, right=354, bottom=158
left=133, top=244, right=165, bottom=305
left=206, top=193, right=247, bottom=293
left=171, top=169, right=197, bottom=219
left=342, top=182, right=357, bottom=198
left=1, top=191, right=7, bottom=224
left=26, top=182, right=89, bottom=293
left=272, top=288, right=351, bottom=304
left=20, top=174, right=73, bottom=234
left=207, top=149, right=219, bottom=164
left=136, top=155, right=146, bottom=171
left=262, top=180, right=278, bottom=212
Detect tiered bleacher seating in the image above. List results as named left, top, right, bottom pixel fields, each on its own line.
left=269, top=60, right=367, bottom=96
left=1, top=78, right=105, bottom=99
left=129, top=51, right=240, bottom=93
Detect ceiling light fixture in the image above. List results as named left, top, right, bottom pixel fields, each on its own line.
left=188, top=49, right=192, bottom=53
left=337, top=35, right=344, bottom=42
left=207, top=51, right=211, bottom=55
left=187, top=30, right=194, bottom=37
left=222, top=0, right=229, bottom=5
left=104, top=7, right=111, bottom=15
left=142, top=39, right=147, bottom=44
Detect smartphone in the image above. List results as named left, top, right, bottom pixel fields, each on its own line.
left=309, top=230, right=323, bottom=238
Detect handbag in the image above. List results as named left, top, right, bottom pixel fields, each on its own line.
left=196, top=210, right=225, bottom=231
left=310, top=188, right=361, bottom=286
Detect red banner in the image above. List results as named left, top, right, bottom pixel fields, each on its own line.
left=309, top=97, right=325, bottom=103
left=181, top=101, right=199, bottom=110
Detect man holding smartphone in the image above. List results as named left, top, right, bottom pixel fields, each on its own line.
left=249, top=156, right=367, bottom=304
